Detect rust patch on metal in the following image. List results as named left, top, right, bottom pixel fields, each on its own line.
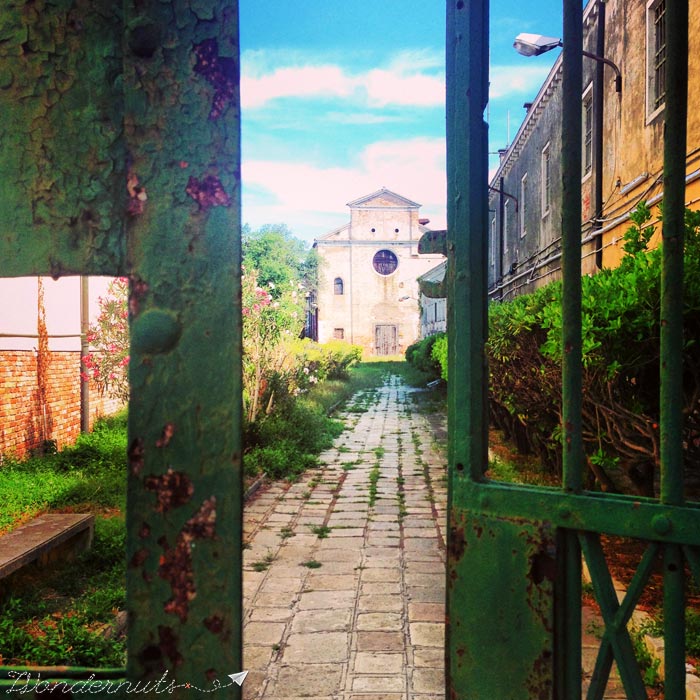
left=186, top=174, right=231, bottom=210
left=145, top=468, right=194, bottom=512
left=449, top=525, right=466, bottom=560
left=127, top=170, right=148, bottom=216
left=129, top=276, right=149, bottom=316
left=158, top=497, right=217, bottom=622
left=128, top=438, right=145, bottom=476
left=155, top=422, right=176, bottom=448
left=204, top=615, right=224, bottom=635
left=526, top=648, right=553, bottom=700
left=529, top=550, right=556, bottom=586
left=138, top=625, right=183, bottom=674
left=130, top=548, right=149, bottom=567
left=193, top=38, right=236, bottom=119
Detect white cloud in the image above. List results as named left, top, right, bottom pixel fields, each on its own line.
left=489, top=64, right=553, bottom=99
left=241, top=51, right=445, bottom=110
left=364, top=68, right=444, bottom=107
left=242, top=65, right=355, bottom=109
left=242, top=137, right=447, bottom=241
left=324, top=112, right=407, bottom=125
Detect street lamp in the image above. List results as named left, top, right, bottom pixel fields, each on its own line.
left=513, top=33, right=562, bottom=57
left=513, top=32, right=622, bottom=93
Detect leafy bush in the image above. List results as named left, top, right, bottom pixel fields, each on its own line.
left=485, top=203, right=700, bottom=495
left=81, top=278, right=129, bottom=402
left=405, top=333, right=443, bottom=378
left=431, top=334, right=448, bottom=381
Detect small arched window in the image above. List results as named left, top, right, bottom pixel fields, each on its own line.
left=334, top=277, right=344, bottom=295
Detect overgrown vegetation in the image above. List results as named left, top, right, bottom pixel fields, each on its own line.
left=428, top=204, right=700, bottom=497
left=0, top=514, right=126, bottom=667
left=0, top=412, right=127, bottom=533
left=405, top=333, right=444, bottom=379
left=0, top=415, right=127, bottom=666
left=244, top=359, right=418, bottom=480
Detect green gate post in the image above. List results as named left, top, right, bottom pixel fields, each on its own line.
left=660, top=2, right=689, bottom=698
left=124, top=2, right=242, bottom=696
left=558, top=2, right=583, bottom=698
left=446, top=0, right=697, bottom=698
left=0, top=2, right=242, bottom=697
left=446, top=1, right=555, bottom=697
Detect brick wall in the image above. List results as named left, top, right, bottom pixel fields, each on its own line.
left=0, top=350, right=123, bottom=459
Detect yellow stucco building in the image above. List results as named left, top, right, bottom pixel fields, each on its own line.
left=488, top=0, right=700, bottom=299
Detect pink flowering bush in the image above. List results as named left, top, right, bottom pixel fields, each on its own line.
left=242, top=268, right=306, bottom=423
left=81, top=278, right=130, bottom=403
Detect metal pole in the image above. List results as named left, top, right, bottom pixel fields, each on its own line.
left=445, top=0, right=489, bottom=695
left=660, top=2, right=688, bottom=697
left=561, top=1, right=584, bottom=493
left=558, top=2, right=583, bottom=698
left=80, top=276, right=90, bottom=433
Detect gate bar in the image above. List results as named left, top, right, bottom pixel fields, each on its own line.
left=445, top=0, right=489, bottom=695
left=661, top=1, right=689, bottom=697
left=558, top=2, right=583, bottom=698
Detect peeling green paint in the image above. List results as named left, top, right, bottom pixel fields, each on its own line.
left=0, top=0, right=126, bottom=276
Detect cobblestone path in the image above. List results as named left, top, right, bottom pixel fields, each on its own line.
left=242, top=374, right=447, bottom=699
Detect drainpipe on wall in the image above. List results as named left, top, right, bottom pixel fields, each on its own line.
left=498, top=176, right=505, bottom=292
left=594, top=0, right=606, bottom=269
left=80, top=275, right=89, bottom=433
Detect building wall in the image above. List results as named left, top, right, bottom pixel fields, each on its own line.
left=0, top=350, right=122, bottom=459
left=599, top=0, right=700, bottom=267
left=315, top=190, right=443, bottom=355
left=488, top=0, right=700, bottom=300
left=420, top=295, right=447, bottom=337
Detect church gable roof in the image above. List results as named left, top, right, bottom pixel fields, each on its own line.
left=315, top=223, right=350, bottom=242
left=346, top=187, right=421, bottom=210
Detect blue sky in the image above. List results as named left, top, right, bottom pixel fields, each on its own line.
left=239, top=1, right=566, bottom=242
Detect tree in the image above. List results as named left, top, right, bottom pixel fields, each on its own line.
left=242, top=224, right=318, bottom=293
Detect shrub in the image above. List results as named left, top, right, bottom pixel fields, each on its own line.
left=244, top=398, right=344, bottom=480
left=405, top=333, right=443, bottom=378
left=485, top=203, right=700, bottom=495
left=431, top=334, right=448, bottom=381
left=81, top=278, right=129, bottom=403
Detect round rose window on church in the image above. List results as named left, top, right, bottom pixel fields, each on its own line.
left=373, top=249, right=398, bottom=275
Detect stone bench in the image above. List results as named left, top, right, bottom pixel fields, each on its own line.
left=0, top=513, right=95, bottom=580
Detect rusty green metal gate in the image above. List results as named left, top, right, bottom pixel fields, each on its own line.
left=446, top=1, right=699, bottom=698
left=0, top=2, right=242, bottom=698
left=1, top=1, right=698, bottom=698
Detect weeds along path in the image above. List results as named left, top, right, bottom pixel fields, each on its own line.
left=241, top=371, right=447, bottom=699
